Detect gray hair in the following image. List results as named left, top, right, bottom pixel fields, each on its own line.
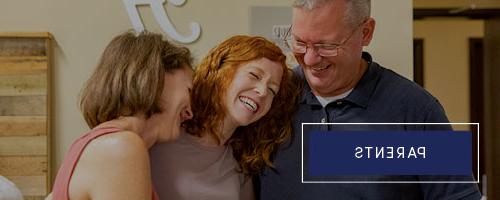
left=292, top=0, right=370, bottom=27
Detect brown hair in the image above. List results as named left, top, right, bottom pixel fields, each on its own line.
left=185, top=35, right=301, bottom=176
left=80, top=31, right=192, bottom=128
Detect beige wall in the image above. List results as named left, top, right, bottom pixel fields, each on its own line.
left=414, top=18, right=484, bottom=123
left=367, top=0, right=413, bottom=78
left=414, top=0, right=500, bottom=8
left=0, top=0, right=412, bottom=182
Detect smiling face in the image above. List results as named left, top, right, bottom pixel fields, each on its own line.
left=224, top=57, right=283, bottom=127
left=292, top=0, right=374, bottom=97
left=145, top=65, right=193, bottom=142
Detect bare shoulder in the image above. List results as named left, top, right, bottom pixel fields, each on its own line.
left=79, top=130, right=149, bottom=172
left=69, top=130, right=151, bottom=199
left=87, top=130, right=147, bottom=157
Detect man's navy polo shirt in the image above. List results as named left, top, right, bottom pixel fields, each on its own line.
left=259, top=52, right=480, bottom=200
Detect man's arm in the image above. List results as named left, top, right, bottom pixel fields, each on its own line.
left=420, top=99, right=481, bottom=199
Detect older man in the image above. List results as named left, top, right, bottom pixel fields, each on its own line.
left=259, top=0, right=481, bottom=199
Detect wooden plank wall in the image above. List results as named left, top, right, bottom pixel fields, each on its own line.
left=0, top=33, right=51, bottom=200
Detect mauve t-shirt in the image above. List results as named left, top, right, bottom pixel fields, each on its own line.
left=149, top=131, right=248, bottom=200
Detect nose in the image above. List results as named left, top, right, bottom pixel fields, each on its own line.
left=302, top=47, right=322, bottom=66
left=254, top=83, right=268, bottom=97
left=180, top=105, right=193, bottom=121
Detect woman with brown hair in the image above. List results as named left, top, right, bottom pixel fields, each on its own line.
left=150, top=35, right=301, bottom=199
left=49, top=31, right=194, bottom=200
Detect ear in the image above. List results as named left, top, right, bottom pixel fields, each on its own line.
left=361, top=17, right=376, bottom=46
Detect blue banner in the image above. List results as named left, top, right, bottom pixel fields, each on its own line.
left=307, top=131, right=472, bottom=176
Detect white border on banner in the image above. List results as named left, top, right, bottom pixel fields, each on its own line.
left=301, top=122, right=480, bottom=184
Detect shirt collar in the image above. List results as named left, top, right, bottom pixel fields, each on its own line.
left=343, top=52, right=381, bottom=108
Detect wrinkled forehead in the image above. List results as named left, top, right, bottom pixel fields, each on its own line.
left=243, top=58, right=284, bottom=82
left=292, top=6, right=350, bottom=43
left=292, top=1, right=349, bottom=25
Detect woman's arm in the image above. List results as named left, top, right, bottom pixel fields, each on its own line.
left=70, top=131, right=152, bottom=200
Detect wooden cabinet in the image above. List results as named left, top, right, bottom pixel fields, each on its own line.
left=0, top=32, right=52, bottom=200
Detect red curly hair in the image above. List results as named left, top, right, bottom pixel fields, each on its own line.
left=184, top=35, right=301, bottom=176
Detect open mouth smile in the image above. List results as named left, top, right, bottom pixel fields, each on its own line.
left=310, top=64, right=330, bottom=71
left=239, top=96, right=258, bottom=113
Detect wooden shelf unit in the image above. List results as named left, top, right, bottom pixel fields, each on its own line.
left=0, top=32, right=52, bottom=200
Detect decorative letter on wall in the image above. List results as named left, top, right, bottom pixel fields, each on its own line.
left=123, top=0, right=201, bottom=43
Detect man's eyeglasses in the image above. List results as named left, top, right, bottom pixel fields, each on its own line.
left=284, top=20, right=367, bottom=57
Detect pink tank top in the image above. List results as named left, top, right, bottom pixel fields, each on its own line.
left=51, top=127, right=159, bottom=200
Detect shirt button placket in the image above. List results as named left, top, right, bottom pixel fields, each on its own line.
left=320, top=108, right=328, bottom=131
